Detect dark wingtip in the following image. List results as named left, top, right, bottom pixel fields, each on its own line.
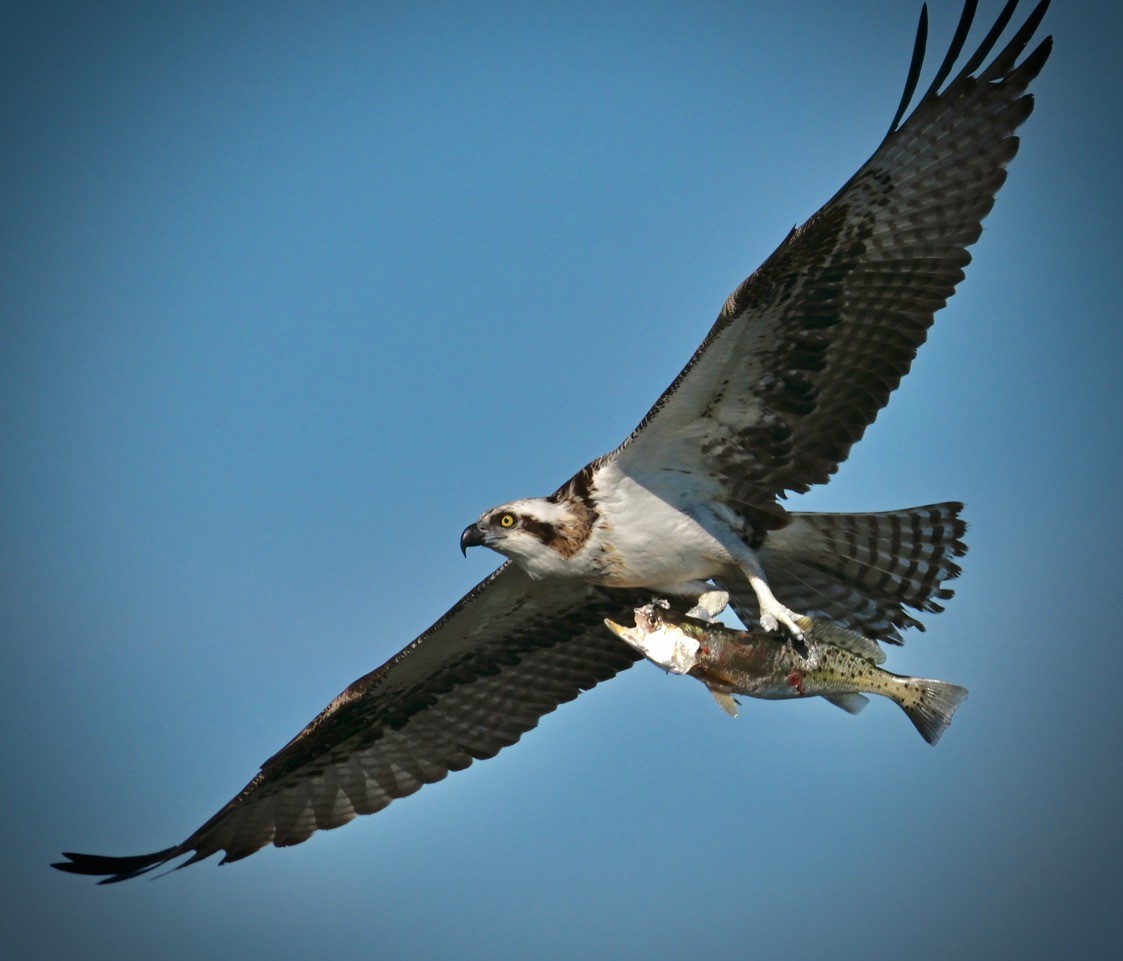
left=918, top=0, right=978, bottom=105
left=52, top=846, right=181, bottom=884
left=955, top=0, right=1020, bottom=79
left=888, top=0, right=1052, bottom=139
left=887, top=3, right=929, bottom=136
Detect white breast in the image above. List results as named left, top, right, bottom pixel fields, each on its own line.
left=576, top=460, right=737, bottom=590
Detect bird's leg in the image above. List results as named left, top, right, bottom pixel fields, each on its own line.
left=699, top=523, right=806, bottom=643
left=747, top=572, right=804, bottom=642
left=730, top=550, right=804, bottom=643
left=686, top=590, right=730, bottom=622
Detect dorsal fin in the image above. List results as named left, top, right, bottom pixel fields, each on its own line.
left=804, top=616, right=886, bottom=665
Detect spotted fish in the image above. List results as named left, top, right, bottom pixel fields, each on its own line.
left=605, top=603, right=967, bottom=745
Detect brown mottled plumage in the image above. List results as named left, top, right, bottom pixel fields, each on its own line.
left=55, top=0, right=1048, bottom=883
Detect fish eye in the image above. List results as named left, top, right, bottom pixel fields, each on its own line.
left=498, top=513, right=517, bottom=529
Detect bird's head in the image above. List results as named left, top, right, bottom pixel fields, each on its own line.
left=460, top=497, right=586, bottom=577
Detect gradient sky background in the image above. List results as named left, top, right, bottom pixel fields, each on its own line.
left=4, top=0, right=1121, bottom=958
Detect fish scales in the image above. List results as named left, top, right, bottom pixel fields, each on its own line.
left=604, top=604, right=967, bottom=745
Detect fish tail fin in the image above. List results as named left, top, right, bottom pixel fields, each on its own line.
left=901, top=679, right=968, bottom=745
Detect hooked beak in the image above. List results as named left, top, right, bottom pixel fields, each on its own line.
left=460, top=523, right=486, bottom=556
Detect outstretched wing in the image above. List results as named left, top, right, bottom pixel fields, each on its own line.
left=613, top=0, right=1051, bottom=517
left=54, top=566, right=653, bottom=883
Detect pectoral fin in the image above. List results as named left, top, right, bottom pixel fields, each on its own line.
left=708, top=688, right=741, bottom=718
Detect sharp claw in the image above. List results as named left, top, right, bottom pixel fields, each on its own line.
left=759, top=605, right=805, bottom=644
left=686, top=589, right=730, bottom=622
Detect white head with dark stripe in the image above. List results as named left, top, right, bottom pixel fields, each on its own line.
left=460, top=495, right=595, bottom=578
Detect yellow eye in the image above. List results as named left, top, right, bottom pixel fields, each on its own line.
left=499, top=513, right=517, bottom=529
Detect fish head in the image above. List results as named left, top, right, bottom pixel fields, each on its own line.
left=604, top=612, right=701, bottom=675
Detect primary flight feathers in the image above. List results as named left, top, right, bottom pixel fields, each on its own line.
left=55, top=0, right=1049, bottom=883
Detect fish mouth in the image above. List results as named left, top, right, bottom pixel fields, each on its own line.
left=604, top=613, right=700, bottom=675
left=459, top=523, right=486, bottom=556
left=603, top=619, right=639, bottom=645
left=603, top=606, right=664, bottom=648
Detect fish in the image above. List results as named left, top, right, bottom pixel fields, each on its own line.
left=604, top=603, right=967, bottom=745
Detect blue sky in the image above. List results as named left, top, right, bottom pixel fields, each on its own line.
left=4, top=0, right=1121, bottom=958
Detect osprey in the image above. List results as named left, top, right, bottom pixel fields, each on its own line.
left=55, top=0, right=1050, bottom=882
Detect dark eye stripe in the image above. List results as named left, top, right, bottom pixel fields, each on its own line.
left=519, top=517, right=555, bottom=544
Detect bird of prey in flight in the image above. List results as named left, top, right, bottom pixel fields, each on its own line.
left=55, top=0, right=1051, bottom=882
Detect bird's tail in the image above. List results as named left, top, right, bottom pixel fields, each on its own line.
left=724, top=502, right=967, bottom=644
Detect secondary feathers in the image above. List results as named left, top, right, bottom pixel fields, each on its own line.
left=55, top=0, right=1049, bottom=883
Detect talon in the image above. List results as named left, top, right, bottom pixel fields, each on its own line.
left=759, top=603, right=805, bottom=643
left=778, top=615, right=805, bottom=644
left=686, top=590, right=729, bottom=622
left=737, top=553, right=807, bottom=646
